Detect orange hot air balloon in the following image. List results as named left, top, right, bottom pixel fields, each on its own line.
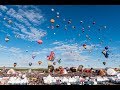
left=50, top=19, right=55, bottom=23
left=37, top=40, right=43, bottom=44
left=38, top=61, right=42, bottom=65
left=13, top=63, right=17, bottom=67
left=83, top=44, right=87, bottom=49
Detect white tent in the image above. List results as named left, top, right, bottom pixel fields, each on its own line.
left=63, top=69, right=68, bottom=74
left=117, top=73, right=120, bottom=79
left=107, top=68, right=117, bottom=75
left=7, top=69, right=16, bottom=75
left=44, top=74, right=53, bottom=84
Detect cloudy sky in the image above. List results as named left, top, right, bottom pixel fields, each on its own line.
left=0, top=5, right=120, bottom=68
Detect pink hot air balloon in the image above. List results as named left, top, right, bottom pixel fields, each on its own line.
left=37, top=40, right=43, bottom=44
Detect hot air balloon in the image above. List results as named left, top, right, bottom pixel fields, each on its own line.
left=102, top=50, right=109, bottom=58
left=47, top=51, right=55, bottom=61
left=58, top=59, right=61, bottom=64
left=83, top=44, right=87, bottom=49
left=105, top=46, right=109, bottom=50
left=80, top=21, right=83, bottom=24
left=5, top=37, right=9, bottom=42
left=48, top=65, right=54, bottom=72
left=56, top=24, right=59, bottom=28
left=102, top=50, right=106, bottom=55
left=82, top=27, right=85, bottom=33
left=68, top=20, right=71, bottom=24
left=38, top=61, right=42, bottom=65
left=63, top=19, right=66, bottom=21
left=51, top=25, right=54, bottom=29
left=88, top=26, right=90, bottom=28
left=8, top=20, right=12, bottom=24
left=51, top=8, right=54, bottom=12
left=103, top=62, right=106, bottom=65
left=65, top=26, right=67, bottom=30
left=72, top=26, right=75, bottom=29
left=29, top=62, right=32, bottom=66
left=57, top=15, right=60, bottom=18
left=77, top=65, right=84, bottom=72
left=86, top=35, right=89, bottom=38
left=13, top=63, right=17, bottom=67
left=93, top=21, right=95, bottom=25
left=53, top=62, right=56, bottom=65
left=3, top=17, right=6, bottom=20
left=104, top=26, right=107, bottom=29
left=56, top=12, right=59, bottom=15
left=37, top=40, right=43, bottom=44
left=32, top=55, right=36, bottom=59
left=105, top=51, right=109, bottom=58
left=48, top=61, right=52, bottom=66
left=50, top=19, right=55, bottom=23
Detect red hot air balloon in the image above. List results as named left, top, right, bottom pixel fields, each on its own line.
left=47, top=51, right=55, bottom=61
left=37, top=40, right=43, bottom=44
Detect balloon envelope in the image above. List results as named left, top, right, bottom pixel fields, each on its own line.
left=53, top=62, right=56, bottom=65
left=29, top=63, right=32, bottom=66
left=103, top=62, right=106, bottom=65
left=50, top=19, right=55, bottom=23
left=37, top=40, right=43, bottom=44
left=83, top=44, right=87, bottom=49
left=5, top=37, right=9, bottom=42
left=14, top=63, right=17, bottom=67
left=38, top=61, right=42, bottom=65
left=107, top=68, right=117, bottom=75
left=32, top=55, right=36, bottom=59
left=105, top=46, right=109, bottom=50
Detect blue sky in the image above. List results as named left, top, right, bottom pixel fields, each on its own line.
left=0, top=5, right=120, bottom=68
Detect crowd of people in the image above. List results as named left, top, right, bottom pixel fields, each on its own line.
left=0, top=66, right=120, bottom=85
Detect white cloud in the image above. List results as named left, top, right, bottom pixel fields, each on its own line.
left=9, top=47, right=22, bottom=54
left=0, top=5, right=46, bottom=42
left=12, top=23, right=46, bottom=41
left=50, top=42, right=93, bottom=61
left=0, top=45, right=7, bottom=51
left=20, top=9, right=44, bottom=25
left=52, top=41, right=69, bottom=46
left=0, top=12, right=2, bottom=16
left=61, top=51, right=90, bottom=61
left=0, top=5, right=8, bottom=12
left=0, top=44, right=22, bottom=54
left=0, top=30, right=8, bottom=34
left=6, top=6, right=45, bottom=26
left=49, top=41, right=104, bottom=62
left=7, top=8, right=31, bottom=26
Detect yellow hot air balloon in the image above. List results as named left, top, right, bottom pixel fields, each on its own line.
left=50, top=19, right=55, bottom=23
left=48, top=61, right=52, bottom=66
